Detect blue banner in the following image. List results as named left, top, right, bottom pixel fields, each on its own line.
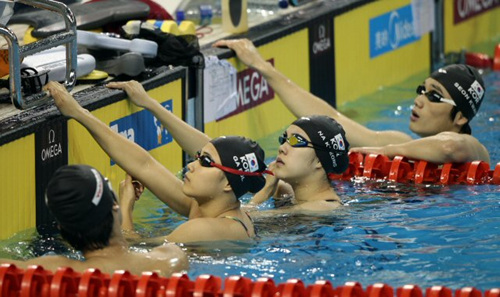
left=109, top=100, right=173, bottom=165
left=369, top=4, right=420, bottom=58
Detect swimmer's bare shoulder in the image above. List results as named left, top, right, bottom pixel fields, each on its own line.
left=148, top=243, right=189, bottom=275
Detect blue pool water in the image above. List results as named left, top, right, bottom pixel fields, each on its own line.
left=169, top=70, right=500, bottom=289
left=1, top=72, right=499, bottom=290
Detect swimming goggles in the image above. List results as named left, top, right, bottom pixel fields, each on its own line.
left=195, top=152, right=273, bottom=176
left=416, top=85, right=456, bottom=106
left=279, top=132, right=327, bottom=151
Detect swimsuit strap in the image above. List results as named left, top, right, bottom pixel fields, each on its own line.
left=325, top=199, right=343, bottom=206
left=223, top=215, right=251, bottom=237
left=244, top=211, right=254, bottom=223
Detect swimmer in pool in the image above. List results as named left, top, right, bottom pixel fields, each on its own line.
left=250, top=115, right=351, bottom=211
left=106, top=82, right=350, bottom=212
left=213, top=39, right=489, bottom=165
left=0, top=165, right=187, bottom=276
left=47, top=81, right=271, bottom=243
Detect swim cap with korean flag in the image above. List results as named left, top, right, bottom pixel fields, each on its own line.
left=210, top=136, right=268, bottom=199
left=45, top=165, right=115, bottom=232
left=430, top=64, right=485, bottom=121
left=292, top=115, right=350, bottom=176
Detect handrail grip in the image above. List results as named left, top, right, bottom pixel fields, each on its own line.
left=0, top=0, right=77, bottom=109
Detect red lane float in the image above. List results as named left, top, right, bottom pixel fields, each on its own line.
left=223, top=276, right=252, bottom=297
left=20, top=265, right=52, bottom=297
left=367, top=283, right=394, bottom=297
left=194, top=274, right=221, bottom=297
left=329, top=153, right=500, bottom=185
left=136, top=272, right=168, bottom=297
left=165, top=273, right=193, bottom=297
left=79, top=268, right=109, bottom=297
left=252, top=277, right=277, bottom=297
left=50, top=267, right=80, bottom=297
left=108, top=270, right=138, bottom=297
left=278, top=278, right=307, bottom=297
left=486, top=288, right=500, bottom=297
left=465, top=52, right=492, bottom=69
left=338, top=281, right=367, bottom=297
left=426, top=286, right=453, bottom=297
left=456, top=287, right=483, bottom=297
left=0, top=263, right=23, bottom=297
left=397, top=285, right=423, bottom=297
left=308, top=280, right=337, bottom=297
left=493, top=44, right=500, bottom=71
left=1, top=264, right=499, bottom=297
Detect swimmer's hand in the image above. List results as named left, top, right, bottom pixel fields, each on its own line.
left=106, top=80, right=155, bottom=109
left=264, top=160, right=279, bottom=187
left=131, top=178, right=145, bottom=200
left=46, top=81, right=85, bottom=119
left=119, top=174, right=143, bottom=209
left=119, top=174, right=143, bottom=232
left=248, top=161, right=279, bottom=205
left=213, top=39, right=268, bottom=71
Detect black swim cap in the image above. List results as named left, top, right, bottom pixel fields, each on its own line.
left=45, top=165, right=115, bottom=232
left=210, top=136, right=267, bottom=199
left=430, top=64, right=485, bottom=121
left=291, top=116, right=350, bottom=175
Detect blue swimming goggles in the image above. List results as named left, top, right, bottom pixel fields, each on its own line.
left=416, top=85, right=456, bottom=106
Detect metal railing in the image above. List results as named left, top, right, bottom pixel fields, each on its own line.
left=0, top=0, right=77, bottom=109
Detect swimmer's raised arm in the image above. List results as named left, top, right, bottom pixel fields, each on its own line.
left=48, top=81, right=193, bottom=217
left=107, top=80, right=211, bottom=156
left=213, top=39, right=412, bottom=147
left=350, top=131, right=490, bottom=163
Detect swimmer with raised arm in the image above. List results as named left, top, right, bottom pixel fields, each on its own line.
left=47, top=81, right=271, bottom=243
left=212, top=39, right=489, bottom=164
left=106, top=82, right=351, bottom=212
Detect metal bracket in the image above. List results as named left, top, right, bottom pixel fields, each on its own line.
left=0, top=0, right=77, bottom=109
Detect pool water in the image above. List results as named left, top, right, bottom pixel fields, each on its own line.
left=1, top=72, right=499, bottom=290
left=144, top=70, right=500, bottom=289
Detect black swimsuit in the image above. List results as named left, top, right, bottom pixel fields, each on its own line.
left=223, top=212, right=254, bottom=237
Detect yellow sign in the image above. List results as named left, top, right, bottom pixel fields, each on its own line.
left=0, top=135, right=36, bottom=240
left=68, top=79, right=185, bottom=194
left=444, top=1, right=500, bottom=54
left=335, top=0, right=430, bottom=105
left=204, top=30, right=308, bottom=144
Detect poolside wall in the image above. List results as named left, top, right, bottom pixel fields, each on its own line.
left=0, top=71, right=187, bottom=240
left=203, top=0, right=499, bottom=147
left=334, top=0, right=431, bottom=105
left=444, top=0, right=500, bottom=55
left=0, top=1, right=499, bottom=240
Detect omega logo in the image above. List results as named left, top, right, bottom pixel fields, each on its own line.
left=41, top=129, right=62, bottom=161
left=312, top=24, right=331, bottom=55
left=318, top=25, right=325, bottom=39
